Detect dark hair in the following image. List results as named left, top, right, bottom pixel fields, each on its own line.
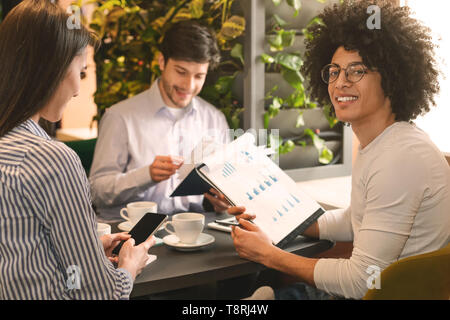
left=0, top=0, right=99, bottom=137
left=302, top=0, right=440, bottom=122
left=159, top=20, right=221, bottom=70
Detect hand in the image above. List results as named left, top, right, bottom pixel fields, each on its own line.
left=231, top=219, right=274, bottom=265
left=204, top=188, right=231, bottom=213
left=100, top=232, right=131, bottom=264
left=118, top=236, right=156, bottom=281
left=149, top=155, right=183, bottom=182
left=227, top=206, right=256, bottom=221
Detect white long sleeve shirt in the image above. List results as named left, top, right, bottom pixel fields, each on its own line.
left=314, top=122, right=450, bottom=299
left=89, top=80, right=230, bottom=221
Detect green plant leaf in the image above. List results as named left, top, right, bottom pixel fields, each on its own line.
left=280, top=140, right=295, bottom=154
left=274, top=52, right=303, bottom=70
left=269, top=97, right=282, bottom=116
left=141, top=27, right=158, bottom=42
left=272, top=14, right=288, bottom=28
left=109, top=81, right=123, bottom=94
left=214, top=75, right=235, bottom=94
left=306, top=16, right=325, bottom=28
left=295, top=112, right=304, bottom=128
left=286, top=86, right=305, bottom=107
left=264, top=96, right=282, bottom=128
left=261, top=53, right=275, bottom=64
left=319, top=146, right=333, bottom=164
left=286, top=0, right=302, bottom=16
left=264, top=113, right=271, bottom=130
left=218, top=15, right=246, bottom=41
left=268, top=29, right=296, bottom=51
left=268, top=33, right=283, bottom=51
left=272, top=0, right=282, bottom=6
left=231, top=43, right=244, bottom=65
left=265, top=85, right=279, bottom=100
left=323, top=104, right=338, bottom=128
left=304, top=128, right=323, bottom=150
left=280, top=68, right=303, bottom=90
left=298, top=140, right=306, bottom=147
left=189, top=0, right=204, bottom=19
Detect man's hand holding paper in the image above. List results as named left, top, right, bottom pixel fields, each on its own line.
left=149, top=155, right=184, bottom=182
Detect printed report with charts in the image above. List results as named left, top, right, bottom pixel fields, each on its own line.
left=170, top=133, right=325, bottom=248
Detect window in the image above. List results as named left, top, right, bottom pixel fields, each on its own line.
left=402, top=0, right=450, bottom=154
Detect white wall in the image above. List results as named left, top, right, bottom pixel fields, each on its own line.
left=404, top=0, right=450, bottom=153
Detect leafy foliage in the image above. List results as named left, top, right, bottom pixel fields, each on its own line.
left=264, top=1, right=337, bottom=162
left=89, top=0, right=245, bottom=128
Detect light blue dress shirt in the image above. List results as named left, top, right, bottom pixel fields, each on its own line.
left=89, top=80, right=230, bottom=221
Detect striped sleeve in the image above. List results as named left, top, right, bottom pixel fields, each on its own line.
left=19, top=140, right=133, bottom=299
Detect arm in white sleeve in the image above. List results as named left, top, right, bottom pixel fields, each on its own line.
left=317, top=207, right=353, bottom=242
left=89, top=110, right=154, bottom=207
left=314, top=151, right=428, bottom=299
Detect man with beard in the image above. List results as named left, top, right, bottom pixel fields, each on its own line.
left=90, top=21, right=230, bottom=222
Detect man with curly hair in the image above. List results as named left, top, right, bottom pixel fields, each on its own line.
left=229, top=0, right=450, bottom=300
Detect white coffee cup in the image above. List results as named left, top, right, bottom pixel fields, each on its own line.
left=164, top=213, right=205, bottom=244
left=120, top=201, right=157, bottom=226
left=97, top=223, right=111, bottom=237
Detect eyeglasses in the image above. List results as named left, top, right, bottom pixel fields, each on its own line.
left=321, top=62, right=368, bottom=84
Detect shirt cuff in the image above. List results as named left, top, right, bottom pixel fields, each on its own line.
left=317, top=214, right=330, bottom=240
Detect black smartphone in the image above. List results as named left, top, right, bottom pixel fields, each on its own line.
left=112, top=213, right=168, bottom=255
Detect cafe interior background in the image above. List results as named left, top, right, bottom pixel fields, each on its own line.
left=0, top=0, right=448, bottom=171
left=0, top=0, right=449, bottom=302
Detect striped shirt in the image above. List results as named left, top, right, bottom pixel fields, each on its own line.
left=0, top=119, right=133, bottom=299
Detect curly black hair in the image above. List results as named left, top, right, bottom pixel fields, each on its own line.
left=302, top=0, right=440, bottom=122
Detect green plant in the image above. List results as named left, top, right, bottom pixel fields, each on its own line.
left=263, top=1, right=337, bottom=165
left=88, top=0, right=245, bottom=128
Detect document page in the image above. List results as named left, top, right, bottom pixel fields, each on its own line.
left=199, top=133, right=323, bottom=245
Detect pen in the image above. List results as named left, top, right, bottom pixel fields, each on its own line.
left=214, top=219, right=240, bottom=227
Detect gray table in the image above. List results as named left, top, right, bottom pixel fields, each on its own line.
left=112, top=212, right=333, bottom=298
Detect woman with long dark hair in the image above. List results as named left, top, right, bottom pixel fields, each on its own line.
left=0, top=0, right=154, bottom=299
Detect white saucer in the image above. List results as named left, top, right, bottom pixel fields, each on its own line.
left=118, top=221, right=133, bottom=232
left=163, top=233, right=215, bottom=251
left=118, top=221, right=166, bottom=233
left=116, top=221, right=164, bottom=246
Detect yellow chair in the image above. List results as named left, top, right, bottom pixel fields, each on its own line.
left=363, top=243, right=450, bottom=300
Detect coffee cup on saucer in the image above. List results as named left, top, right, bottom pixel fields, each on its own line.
left=97, top=222, right=111, bottom=237
left=120, top=201, right=157, bottom=228
left=164, top=212, right=205, bottom=244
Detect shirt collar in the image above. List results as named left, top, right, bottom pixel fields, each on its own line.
left=147, top=78, right=198, bottom=119
left=18, top=119, right=52, bottom=140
